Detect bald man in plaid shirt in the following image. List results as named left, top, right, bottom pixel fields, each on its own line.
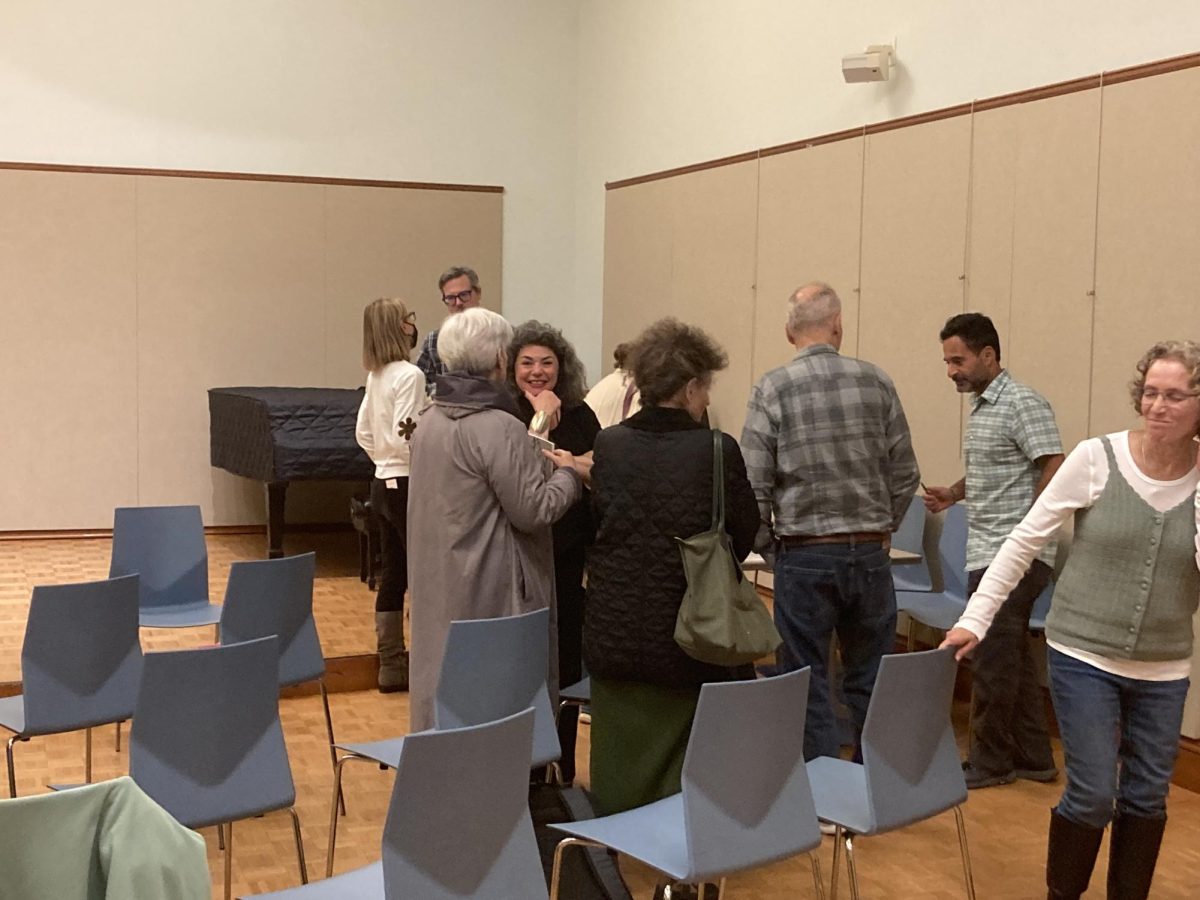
left=741, top=282, right=920, bottom=762
left=925, top=312, right=1065, bottom=790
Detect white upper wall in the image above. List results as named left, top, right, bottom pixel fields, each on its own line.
left=572, top=0, right=1200, bottom=373
left=2, top=2, right=1198, bottom=378
left=0, top=0, right=581, bottom=336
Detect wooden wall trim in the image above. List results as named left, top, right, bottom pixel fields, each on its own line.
left=607, top=50, right=1200, bottom=190
left=0, top=161, right=504, bottom=193
left=0, top=524, right=266, bottom=542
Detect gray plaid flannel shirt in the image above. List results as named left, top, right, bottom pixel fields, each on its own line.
left=415, top=329, right=446, bottom=395
left=740, top=344, right=921, bottom=552
left=964, top=369, right=1063, bottom=570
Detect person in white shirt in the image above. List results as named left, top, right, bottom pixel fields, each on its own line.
left=584, top=342, right=641, bottom=428
left=356, top=298, right=426, bottom=692
left=942, top=340, right=1200, bottom=900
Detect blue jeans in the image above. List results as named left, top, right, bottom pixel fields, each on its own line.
left=773, top=542, right=896, bottom=761
left=1048, top=647, right=1188, bottom=829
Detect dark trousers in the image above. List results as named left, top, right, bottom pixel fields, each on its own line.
left=370, top=477, right=409, bottom=614
left=966, top=559, right=1055, bottom=774
left=773, top=541, right=896, bottom=761
left=555, top=548, right=586, bottom=783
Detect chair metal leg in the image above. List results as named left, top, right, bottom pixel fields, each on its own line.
left=844, top=832, right=861, bottom=900
left=830, top=826, right=842, bottom=900
left=223, top=820, right=233, bottom=900
left=115, top=720, right=122, bottom=753
left=287, top=806, right=308, bottom=884
left=217, top=822, right=225, bottom=851
left=953, top=805, right=977, bottom=900
left=85, top=727, right=93, bottom=783
left=809, top=851, right=826, bottom=900
left=906, top=618, right=915, bottom=652
left=549, top=837, right=603, bottom=900
left=716, top=877, right=728, bottom=899
left=318, top=680, right=345, bottom=817
left=6, top=734, right=19, bottom=798
left=326, top=754, right=375, bottom=877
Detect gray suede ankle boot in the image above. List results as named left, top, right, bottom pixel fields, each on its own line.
left=376, top=611, right=409, bottom=693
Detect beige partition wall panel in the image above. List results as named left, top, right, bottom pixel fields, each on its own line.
left=323, top=186, right=504, bottom=389
left=601, top=179, right=674, bottom=371
left=135, top=177, right=329, bottom=525
left=755, top=137, right=865, bottom=375
left=0, top=170, right=139, bottom=529
left=1093, top=67, right=1200, bottom=439
left=964, top=105, right=1020, bottom=339
left=669, top=161, right=760, bottom=438
left=1006, top=90, right=1102, bottom=452
left=858, top=116, right=972, bottom=484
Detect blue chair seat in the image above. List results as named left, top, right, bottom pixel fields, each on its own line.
left=896, top=590, right=966, bottom=632
left=0, top=697, right=27, bottom=735
left=248, top=861, right=382, bottom=899
left=333, top=736, right=412, bottom=768
left=559, top=677, right=591, bottom=705
left=552, top=795, right=691, bottom=881
left=139, top=601, right=222, bottom=629
left=806, top=757, right=874, bottom=835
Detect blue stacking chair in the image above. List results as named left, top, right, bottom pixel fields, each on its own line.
left=110, top=505, right=222, bottom=628
left=248, top=709, right=546, bottom=900
left=896, top=504, right=969, bottom=648
left=128, top=637, right=307, bottom=900
left=325, top=608, right=560, bottom=876
left=219, top=553, right=342, bottom=812
left=549, top=669, right=825, bottom=899
left=0, top=575, right=142, bottom=796
left=891, top=495, right=933, bottom=593
left=807, top=648, right=974, bottom=900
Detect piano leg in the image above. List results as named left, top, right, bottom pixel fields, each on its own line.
left=267, top=481, right=288, bottom=559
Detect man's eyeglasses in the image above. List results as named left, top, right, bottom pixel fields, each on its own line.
left=441, top=288, right=476, bottom=307
left=1141, top=388, right=1199, bottom=407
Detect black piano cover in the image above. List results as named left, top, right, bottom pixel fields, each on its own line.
left=208, top=387, right=374, bottom=483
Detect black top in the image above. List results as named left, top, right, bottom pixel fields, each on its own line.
left=584, top=405, right=760, bottom=688
left=516, top=396, right=601, bottom=557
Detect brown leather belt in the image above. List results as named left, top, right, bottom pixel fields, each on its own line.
left=778, top=532, right=890, bottom=548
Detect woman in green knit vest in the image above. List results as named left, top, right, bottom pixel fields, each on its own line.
left=942, top=341, right=1200, bottom=900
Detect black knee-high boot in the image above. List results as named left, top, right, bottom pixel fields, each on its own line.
left=1046, top=809, right=1104, bottom=900
left=1106, top=812, right=1166, bottom=900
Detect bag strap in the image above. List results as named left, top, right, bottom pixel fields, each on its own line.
left=710, top=429, right=725, bottom=531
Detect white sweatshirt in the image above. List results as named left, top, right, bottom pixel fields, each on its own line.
left=355, top=361, right=427, bottom=479
left=955, top=431, right=1200, bottom=681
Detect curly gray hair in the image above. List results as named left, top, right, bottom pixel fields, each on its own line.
left=1129, top=340, right=1200, bottom=414
left=506, top=320, right=588, bottom=407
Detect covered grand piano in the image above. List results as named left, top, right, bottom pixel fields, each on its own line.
left=208, top=387, right=374, bottom=557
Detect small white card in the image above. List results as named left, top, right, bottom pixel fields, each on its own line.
left=385, top=478, right=398, bottom=489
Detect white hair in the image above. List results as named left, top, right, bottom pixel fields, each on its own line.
left=787, top=282, right=841, bottom=334
left=438, top=307, right=513, bottom=376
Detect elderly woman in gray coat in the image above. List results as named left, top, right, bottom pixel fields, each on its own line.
left=406, top=307, right=583, bottom=731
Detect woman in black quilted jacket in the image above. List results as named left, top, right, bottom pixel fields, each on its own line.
left=585, top=317, right=759, bottom=819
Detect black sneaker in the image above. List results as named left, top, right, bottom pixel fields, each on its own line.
left=961, top=761, right=1016, bottom=789
left=1014, top=765, right=1059, bottom=783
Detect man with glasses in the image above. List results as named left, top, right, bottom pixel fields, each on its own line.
left=924, top=312, right=1065, bottom=790
left=416, top=266, right=482, bottom=389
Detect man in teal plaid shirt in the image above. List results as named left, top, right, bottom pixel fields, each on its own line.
left=925, top=312, right=1065, bottom=789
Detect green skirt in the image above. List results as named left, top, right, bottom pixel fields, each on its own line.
left=589, top=677, right=700, bottom=816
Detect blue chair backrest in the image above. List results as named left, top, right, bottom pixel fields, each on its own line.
left=1029, top=579, right=1054, bottom=632
left=682, top=668, right=821, bottom=881
left=129, top=636, right=296, bottom=829
left=21, top=575, right=142, bottom=735
left=861, top=648, right=965, bottom=833
left=434, top=608, right=560, bottom=769
left=382, top=708, right=547, bottom=899
left=935, top=505, right=970, bottom=599
left=892, top=496, right=933, bottom=592
left=110, top=506, right=208, bottom=610
left=219, top=552, right=324, bottom=686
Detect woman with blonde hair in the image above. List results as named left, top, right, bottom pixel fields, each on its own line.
left=943, top=340, right=1200, bottom=900
left=355, top=298, right=425, bottom=692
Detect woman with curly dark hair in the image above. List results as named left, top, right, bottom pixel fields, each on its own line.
left=508, top=320, right=601, bottom=784
left=584, top=318, right=758, bottom=829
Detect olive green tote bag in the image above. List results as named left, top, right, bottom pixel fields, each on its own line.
left=673, top=431, right=782, bottom=666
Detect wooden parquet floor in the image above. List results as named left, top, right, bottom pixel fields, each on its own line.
left=6, top=688, right=1200, bottom=898
left=0, top=531, right=377, bottom=683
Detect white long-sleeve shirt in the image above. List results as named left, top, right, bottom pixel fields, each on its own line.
left=955, top=431, right=1200, bottom=681
left=356, top=361, right=427, bottom=479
